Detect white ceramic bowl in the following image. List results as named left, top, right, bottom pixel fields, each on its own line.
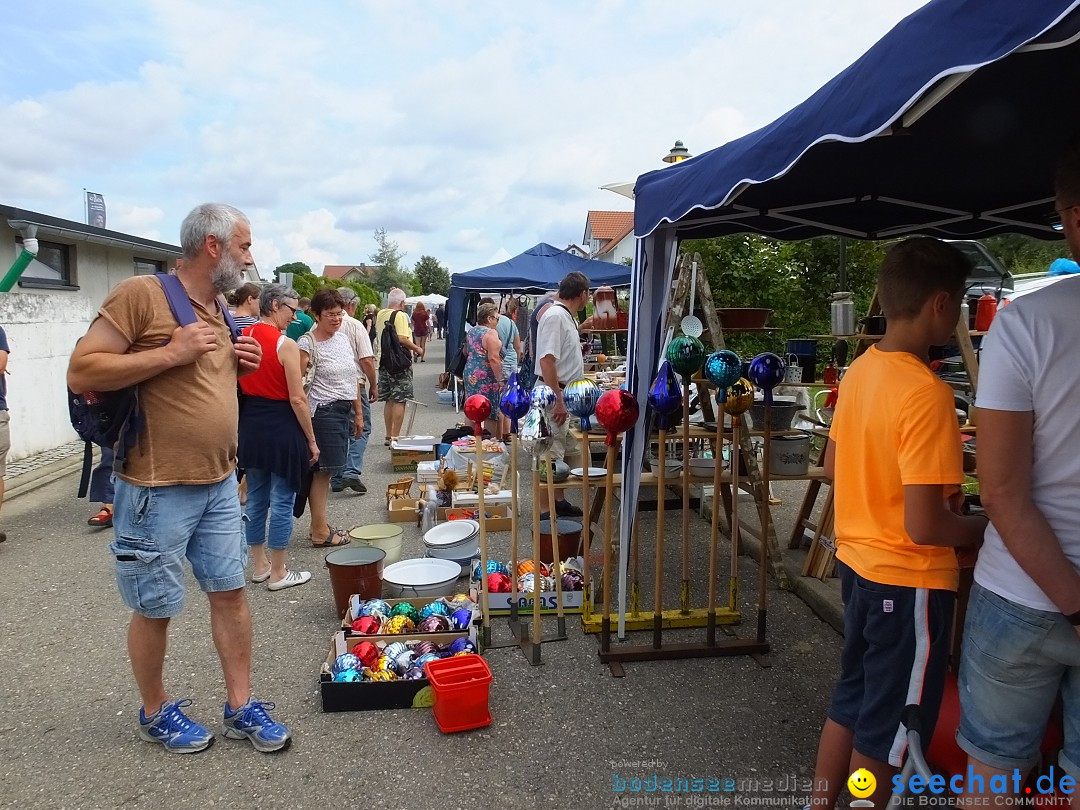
left=688, top=457, right=717, bottom=478
left=425, top=546, right=481, bottom=574
left=649, top=458, right=684, bottom=476
left=381, top=558, right=462, bottom=598
left=423, top=520, right=479, bottom=558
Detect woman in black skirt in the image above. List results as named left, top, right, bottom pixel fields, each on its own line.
left=297, top=288, right=364, bottom=547
left=238, top=284, right=320, bottom=590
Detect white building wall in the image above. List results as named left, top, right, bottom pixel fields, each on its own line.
left=0, top=292, right=97, bottom=461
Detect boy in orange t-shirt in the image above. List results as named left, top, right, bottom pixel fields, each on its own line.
left=807, top=238, right=989, bottom=809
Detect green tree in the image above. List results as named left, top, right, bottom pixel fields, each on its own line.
left=983, top=234, right=1068, bottom=277
left=273, top=261, right=313, bottom=283
left=368, top=228, right=415, bottom=292
left=413, top=255, right=451, bottom=295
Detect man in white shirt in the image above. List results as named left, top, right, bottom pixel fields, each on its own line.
left=534, top=271, right=590, bottom=517
left=332, top=288, right=378, bottom=494
left=956, top=136, right=1080, bottom=799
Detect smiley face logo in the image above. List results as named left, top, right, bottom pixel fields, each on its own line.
left=848, top=768, right=876, bottom=799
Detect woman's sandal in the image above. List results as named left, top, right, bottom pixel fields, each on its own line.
left=311, top=529, right=350, bottom=548
left=88, top=506, right=114, bottom=528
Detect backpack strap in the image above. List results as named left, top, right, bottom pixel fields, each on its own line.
left=155, top=273, right=239, bottom=342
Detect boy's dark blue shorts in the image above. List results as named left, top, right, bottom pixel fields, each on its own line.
left=828, top=562, right=956, bottom=767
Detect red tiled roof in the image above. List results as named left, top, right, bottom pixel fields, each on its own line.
left=322, top=264, right=377, bottom=279
left=586, top=210, right=633, bottom=241
left=596, top=223, right=634, bottom=256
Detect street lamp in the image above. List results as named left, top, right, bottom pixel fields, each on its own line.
left=662, top=140, right=692, bottom=164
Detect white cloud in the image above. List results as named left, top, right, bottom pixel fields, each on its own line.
left=1, top=0, right=929, bottom=277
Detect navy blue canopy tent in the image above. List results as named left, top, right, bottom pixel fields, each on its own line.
left=617, top=0, right=1080, bottom=634
left=445, top=242, right=631, bottom=369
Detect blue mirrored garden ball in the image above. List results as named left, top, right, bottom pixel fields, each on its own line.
left=564, top=379, right=601, bottom=431
left=333, top=668, right=363, bottom=682
left=499, top=373, right=531, bottom=432
left=530, top=383, right=557, bottom=413
left=749, top=352, right=785, bottom=404
left=449, top=638, right=476, bottom=654
left=451, top=607, right=474, bottom=630
left=704, top=350, right=743, bottom=392
left=332, top=653, right=362, bottom=676
left=647, top=360, right=683, bottom=430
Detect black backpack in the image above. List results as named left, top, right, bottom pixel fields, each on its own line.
left=380, top=309, right=413, bottom=373
left=68, top=273, right=239, bottom=497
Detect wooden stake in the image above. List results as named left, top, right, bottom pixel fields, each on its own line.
left=544, top=448, right=567, bottom=637
left=579, top=428, right=592, bottom=615
left=601, top=440, right=617, bottom=653
left=707, top=399, right=725, bottom=646
left=729, top=414, right=742, bottom=613
left=508, top=433, right=520, bottom=623
left=757, top=405, right=771, bottom=644
left=680, top=379, right=691, bottom=614
left=653, top=428, right=667, bottom=649
left=475, top=428, right=491, bottom=646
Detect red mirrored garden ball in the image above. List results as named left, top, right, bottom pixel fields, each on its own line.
left=464, top=394, right=492, bottom=428
left=595, top=388, right=640, bottom=445
left=487, top=572, right=512, bottom=592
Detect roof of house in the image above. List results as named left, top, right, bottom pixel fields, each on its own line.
left=585, top=210, right=633, bottom=241
left=0, top=203, right=181, bottom=256
left=322, top=264, right=378, bottom=279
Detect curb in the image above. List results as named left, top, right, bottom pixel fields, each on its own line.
left=6, top=454, right=87, bottom=502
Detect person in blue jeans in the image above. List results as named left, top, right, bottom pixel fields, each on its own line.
left=87, top=446, right=115, bottom=528
left=331, top=289, right=377, bottom=495
left=67, top=203, right=292, bottom=754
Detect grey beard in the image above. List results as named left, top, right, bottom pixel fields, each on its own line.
left=212, top=255, right=246, bottom=294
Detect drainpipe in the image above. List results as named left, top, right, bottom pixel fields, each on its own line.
left=0, top=221, right=38, bottom=292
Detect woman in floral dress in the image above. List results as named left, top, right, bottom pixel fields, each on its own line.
left=463, top=302, right=504, bottom=436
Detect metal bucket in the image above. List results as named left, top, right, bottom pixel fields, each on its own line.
left=348, top=523, right=404, bottom=565
left=769, top=432, right=812, bottom=476
left=325, top=546, right=386, bottom=618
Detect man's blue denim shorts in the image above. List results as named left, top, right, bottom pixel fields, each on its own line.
left=957, top=582, right=1080, bottom=778
left=109, top=476, right=248, bottom=619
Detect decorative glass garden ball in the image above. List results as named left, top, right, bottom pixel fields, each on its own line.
left=463, top=394, right=492, bottom=425
left=449, top=638, right=477, bottom=654
left=451, top=607, right=473, bottom=630
left=358, top=599, right=391, bottom=619
left=595, top=389, right=640, bottom=446
left=648, top=360, right=683, bottom=430
left=403, top=666, right=426, bottom=680
left=416, top=652, right=441, bottom=667
left=382, top=641, right=408, bottom=660
left=666, top=335, right=707, bottom=379
left=498, top=372, right=531, bottom=432
left=418, top=615, right=451, bottom=633
left=333, top=668, right=363, bottom=683
left=389, top=602, right=420, bottom=623
left=530, top=383, right=557, bottom=413
left=487, top=572, right=512, bottom=592
left=418, top=601, right=452, bottom=620
left=332, top=653, right=362, bottom=676
left=374, top=654, right=395, bottom=673
left=394, top=650, right=418, bottom=672
left=519, top=407, right=552, bottom=458
left=381, top=615, right=415, bottom=635
left=748, top=352, right=785, bottom=404
left=725, top=378, right=755, bottom=416
left=516, top=559, right=536, bottom=576
left=472, top=560, right=510, bottom=580
left=704, top=350, right=743, bottom=392
left=413, top=641, right=438, bottom=657
left=562, top=570, right=585, bottom=590
left=564, top=378, right=601, bottom=431
left=350, top=616, right=381, bottom=635
left=350, top=640, right=379, bottom=668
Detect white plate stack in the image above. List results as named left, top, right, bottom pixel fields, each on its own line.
left=423, top=520, right=480, bottom=573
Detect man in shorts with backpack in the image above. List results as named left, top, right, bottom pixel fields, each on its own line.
left=375, top=287, right=423, bottom=444
left=67, top=203, right=293, bottom=754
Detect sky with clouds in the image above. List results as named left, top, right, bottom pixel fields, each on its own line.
left=0, top=0, right=928, bottom=279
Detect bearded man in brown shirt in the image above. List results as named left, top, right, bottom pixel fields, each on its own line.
left=67, top=203, right=293, bottom=754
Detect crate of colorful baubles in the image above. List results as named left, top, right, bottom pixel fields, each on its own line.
left=320, top=630, right=480, bottom=712
left=343, top=594, right=478, bottom=644
left=471, top=557, right=586, bottom=615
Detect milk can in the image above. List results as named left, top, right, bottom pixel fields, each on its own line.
left=830, top=292, right=856, bottom=336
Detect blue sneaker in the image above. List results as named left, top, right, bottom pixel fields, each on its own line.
left=222, top=699, right=291, bottom=752
left=138, top=699, right=214, bottom=754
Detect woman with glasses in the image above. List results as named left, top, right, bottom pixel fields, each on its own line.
left=297, top=288, right=363, bottom=547
left=237, top=284, right=320, bottom=590
left=463, top=302, right=504, bottom=436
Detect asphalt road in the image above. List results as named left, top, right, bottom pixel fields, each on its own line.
left=0, top=339, right=843, bottom=810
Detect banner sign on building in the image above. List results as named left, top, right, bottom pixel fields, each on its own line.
left=86, top=192, right=106, bottom=228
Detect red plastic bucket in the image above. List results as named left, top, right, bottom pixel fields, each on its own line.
left=424, top=656, right=493, bottom=733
